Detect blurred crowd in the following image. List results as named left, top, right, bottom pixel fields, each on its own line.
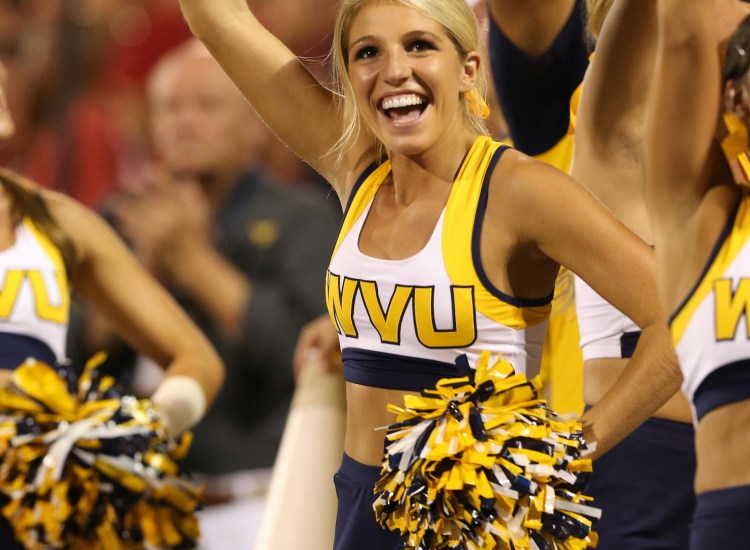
left=0, top=2, right=512, bottom=548
left=0, top=0, right=342, bottom=207
left=0, top=3, right=346, bottom=548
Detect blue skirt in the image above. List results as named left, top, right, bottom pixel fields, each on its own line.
left=585, top=415, right=696, bottom=549
left=691, top=484, right=750, bottom=549
left=333, top=453, right=402, bottom=550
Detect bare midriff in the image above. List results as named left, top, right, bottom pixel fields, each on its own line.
left=344, top=382, right=420, bottom=467
left=694, top=400, right=750, bottom=494
left=584, top=357, right=692, bottom=422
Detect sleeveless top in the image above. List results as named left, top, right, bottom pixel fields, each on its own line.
left=325, top=136, right=552, bottom=392
left=0, top=218, right=70, bottom=368
left=575, top=276, right=640, bottom=360
left=488, top=0, right=589, bottom=157
left=671, top=191, right=750, bottom=421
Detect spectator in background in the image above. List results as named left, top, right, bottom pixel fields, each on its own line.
left=68, top=39, right=341, bottom=550
left=0, top=0, right=331, bottom=208
left=0, top=0, right=194, bottom=207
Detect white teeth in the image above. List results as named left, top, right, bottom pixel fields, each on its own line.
left=381, top=94, right=424, bottom=110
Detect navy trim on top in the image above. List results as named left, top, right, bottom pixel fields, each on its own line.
left=488, top=0, right=589, bottom=155
left=342, top=161, right=380, bottom=217
left=0, top=332, right=57, bottom=370
left=342, top=347, right=471, bottom=392
left=620, top=330, right=641, bottom=359
left=471, top=145, right=554, bottom=308
left=669, top=195, right=742, bottom=326
left=693, top=359, right=750, bottom=421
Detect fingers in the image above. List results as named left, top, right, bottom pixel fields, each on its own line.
left=293, top=324, right=321, bottom=381
left=110, top=168, right=211, bottom=263
left=292, top=314, right=340, bottom=381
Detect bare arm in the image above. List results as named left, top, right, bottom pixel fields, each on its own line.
left=487, top=0, right=576, bottom=57
left=500, top=157, right=682, bottom=454
left=48, top=192, right=225, bottom=433
left=177, top=0, right=373, bottom=190
left=644, top=0, right=720, bottom=220
left=574, top=0, right=657, bottom=164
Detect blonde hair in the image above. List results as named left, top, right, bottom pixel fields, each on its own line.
left=584, top=0, right=614, bottom=41
left=0, top=170, right=76, bottom=279
left=330, top=0, right=489, bottom=170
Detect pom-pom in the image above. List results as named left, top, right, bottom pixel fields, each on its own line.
left=0, top=354, right=202, bottom=549
left=374, top=352, right=600, bottom=550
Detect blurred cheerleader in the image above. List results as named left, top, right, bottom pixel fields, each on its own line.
left=0, top=59, right=224, bottom=548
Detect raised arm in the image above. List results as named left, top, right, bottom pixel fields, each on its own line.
left=574, top=0, right=657, bottom=164
left=645, top=0, right=720, bottom=218
left=176, top=0, right=370, bottom=189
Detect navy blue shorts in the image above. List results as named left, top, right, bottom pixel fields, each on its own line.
left=333, top=453, right=402, bottom=550
left=0, top=332, right=57, bottom=370
left=586, top=416, right=696, bottom=549
left=690, top=485, right=750, bottom=549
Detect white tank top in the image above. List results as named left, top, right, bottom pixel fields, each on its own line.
left=325, top=137, right=551, bottom=391
left=671, top=193, right=750, bottom=420
left=574, top=275, right=640, bottom=360
left=0, top=218, right=70, bottom=362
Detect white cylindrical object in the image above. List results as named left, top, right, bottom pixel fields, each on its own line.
left=151, top=374, right=207, bottom=436
left=253, top=360, right=346, bottom=550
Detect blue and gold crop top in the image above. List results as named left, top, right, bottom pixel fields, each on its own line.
left=671, top=191, right=750, bottom=422
left=0, top=218, right=70, bottom=369
left=325, top=136, right=552, bottom=392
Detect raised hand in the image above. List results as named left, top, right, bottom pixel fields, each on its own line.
left=176, top=0, right=254, bottom=39
left=292, top=314, right=341, bottom=381
left=112, top=166, right=211, bottom=275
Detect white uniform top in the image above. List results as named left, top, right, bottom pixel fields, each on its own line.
left=0, top=218, right=69, bottom=362
left=574, top=275, right=640, bottom=361
left=325, top=137, right=551, bottom=390
left=671, top=193, right=750, bottom=420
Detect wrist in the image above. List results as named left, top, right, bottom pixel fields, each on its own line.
left=151, top=375, right=207, bottom=437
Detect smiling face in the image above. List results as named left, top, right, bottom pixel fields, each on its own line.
left=344, top=1, right=479, bottom=156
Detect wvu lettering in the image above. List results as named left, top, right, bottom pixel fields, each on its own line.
left=0, top=269, right=68, bottom=324
left=714, top=277, right=750, bottom=341
left=326, top=271, right=477, bottom=349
